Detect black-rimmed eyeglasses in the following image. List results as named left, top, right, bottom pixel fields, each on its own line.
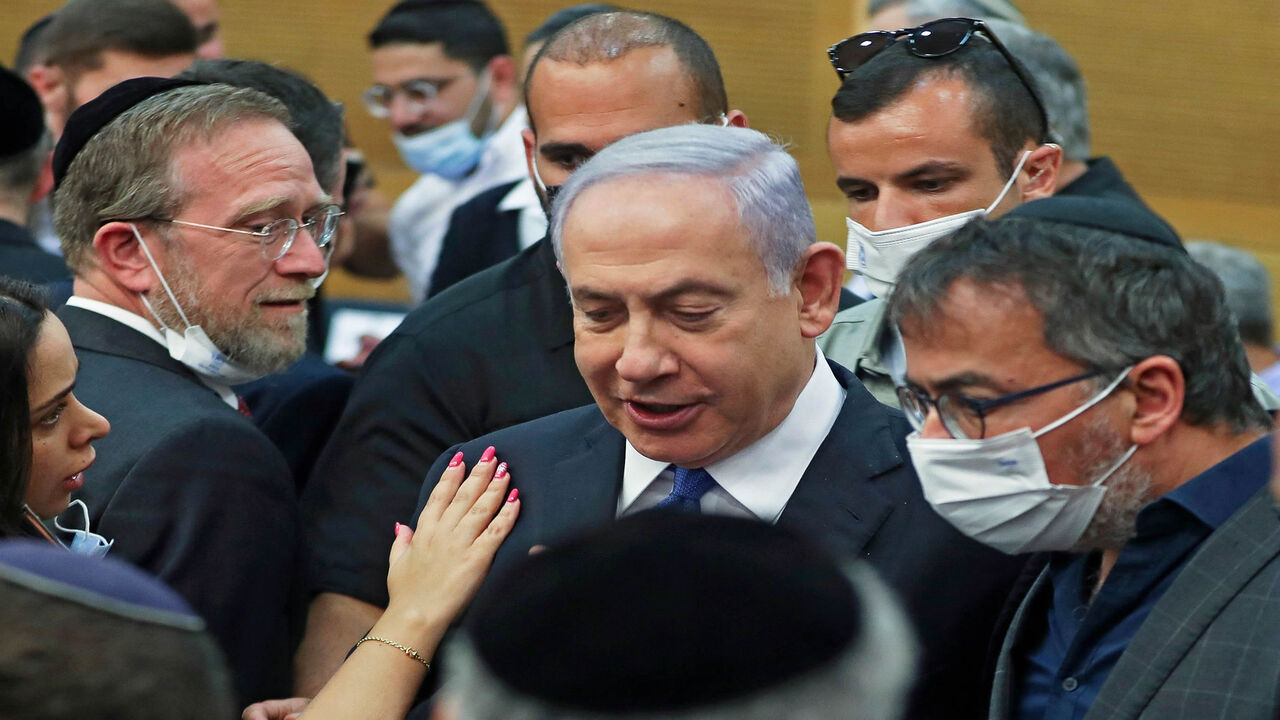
left=827, top=17, right=1049, bottom=141
left=896, top=370, right=1101, bottom=439
left=133, top=205, right=343, bottom=262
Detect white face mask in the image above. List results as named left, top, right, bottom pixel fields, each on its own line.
left=53, top=499, right=114, bottom=557
left=905, top=367, right=1137, bottom=555
left=845, top=150, right=1033, bottom=298
left=392, top=69, right=495, bottom=180
left=132, top=225, right=267, bottom=385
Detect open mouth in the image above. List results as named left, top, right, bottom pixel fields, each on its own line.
left=62, top=472, right=84, bottom=492
left=624, top=400, right=701, bottom=430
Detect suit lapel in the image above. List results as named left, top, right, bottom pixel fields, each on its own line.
left=989, top=568, right=1051, bottom=720
left=531, top=410, right=624, bottom=544
left=777, top=361, right=903, bottom=557
left=1086, top=488, right=1280, bottom=720
left=58, top=305, right=202, bottom=384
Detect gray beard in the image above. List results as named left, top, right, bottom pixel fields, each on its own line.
left=1068, top=416, right=1153, bottom=553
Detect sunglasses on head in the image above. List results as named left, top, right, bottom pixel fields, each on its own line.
left=827, top=17, right=1048, bottom=140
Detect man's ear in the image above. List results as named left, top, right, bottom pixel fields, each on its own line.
left=28, top=152, right=54, bottom=205
left=725, top=110, right=749, bottom=128
left=522, top=128, right=537, bottom=183
left=1019, top=143, right=1062, bottom=202
left=92, top=222, right=161, bottom=294
left=487, top=55, right=519, bottom=108
left=794, top=242, right=845, bottom=339
left=1124, top=355, right=1184, bottom=446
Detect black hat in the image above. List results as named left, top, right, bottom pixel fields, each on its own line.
left=1006, top=195, right=1184, bottom=251
left=464, top=513, right=863, bottom=714
left=51, top=76, right=205, bottom=189
left=0, top=64, right=45, bottom=158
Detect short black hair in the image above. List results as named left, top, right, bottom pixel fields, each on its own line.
left=41, top=0, right=197, bottom=73
left=831, top=36, right=1043, bottom=175
left=888, top=216, right=1272, bottom=433
left=368, top=0, right=508, bottom=70
left=178, top=60, right=345, bottom=193
left=13, top=14, right=55, bottom=75
left=524, top=4, right=621, bottom=46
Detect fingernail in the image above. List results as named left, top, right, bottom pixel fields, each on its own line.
left=495, top=462, right=508, bottom=479
left=394, top=522, right=404, bottom=536
left=480, top=445, right=496, bottom=463
left=507, top=488, right=519, bottom=503
left=448, top=451, right=464, bottom=467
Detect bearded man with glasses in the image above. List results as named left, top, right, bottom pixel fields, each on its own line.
left=50, top=78, right=334, bottom=707
left=892, top=216, right=1280, bottom=720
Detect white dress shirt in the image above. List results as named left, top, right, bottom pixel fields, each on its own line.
left=618, top=347, right=847, bottom=522
left=64, top=296, right=238, bottom=409
left=497, top=177, right=549, bottom=250
left=389, top=105, right=531, bottom=302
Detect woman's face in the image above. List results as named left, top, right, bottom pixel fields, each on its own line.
left=25, top=312, right=109, bottom=518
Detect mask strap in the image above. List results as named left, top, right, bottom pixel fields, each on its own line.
left=719, top=113, right=730, bottom=127
left=53, top=498, right=90, bottom=534
left=1034, top=365, right=1134, bottom=438
left=1090, top=443, right=1139, bottom=488
left=465, top=68, right=495, bottom=136
left=131, top=224, right=192, bottom=331
left=984, top=149, right=1034, bottom=214
left=530, top=152, right=551, bottom=197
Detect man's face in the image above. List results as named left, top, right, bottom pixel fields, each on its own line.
left=827, top=75, right=1030, bottom=231
left=148, top=118, right=329, bottom=374
left=172, top=0, right=224, bottom=59
left=370, top=42, right=483, bottom=137
left=524, top=46, right=705, bottom=191
left=564, top=175, right=814, bottom=468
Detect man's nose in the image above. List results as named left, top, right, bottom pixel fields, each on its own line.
left=275, top=224, right=329, bottom=279
left=615, top=321, right=677, bottom=384
left=868, top=192, right=921, bottom=232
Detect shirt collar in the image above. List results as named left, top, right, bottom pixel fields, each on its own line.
left=620, top=347, right=847, bottom=522
left=1154, top=434, right=1272, bottom=530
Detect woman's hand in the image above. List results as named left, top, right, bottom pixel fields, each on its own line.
left=383, top=447, right=520, bottom=637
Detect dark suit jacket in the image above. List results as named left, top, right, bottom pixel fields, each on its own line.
left=301, top=237, right=594, bottom=607
left=416, top=361, right=1026, bottom=720
left=57, top=306, right=297, bottom=706
left=0, top=218, right=69, bottom=284
left=989, top=485, right=1280, bottom=720
left=427, top=179, right=522, bottom=298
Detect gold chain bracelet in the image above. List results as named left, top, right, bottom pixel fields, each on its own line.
left=355, top=635, right=432, bottom=670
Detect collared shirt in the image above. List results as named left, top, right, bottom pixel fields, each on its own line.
left=1258, top=355, right=1280, bottom=396
left=1014, top=435, right=1273, bottom=720
left=618, top=347, right=846, bottom=522
left=389, top=105, right=531, bottom=303
left=497, top=177, right=548, bottom=252
left=64, top=296, right=238, bottom=410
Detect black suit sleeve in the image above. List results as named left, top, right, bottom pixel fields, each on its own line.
left=96, top=416, right=296, bottom=705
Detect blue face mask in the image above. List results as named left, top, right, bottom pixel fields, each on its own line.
left=53, top=499, right=114, bottom=558
left=392, top=70, right=495, bottom=180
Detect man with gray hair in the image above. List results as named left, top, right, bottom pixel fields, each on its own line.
left=51, top=77, right=340, bottom=704
left=892, top=216, right=1280, bottom=719
left=1188, top=240, right=1280, bottom=394
left=412, top=124, right=1024, bottom=720
left=441, top=513, right=917, bottom=720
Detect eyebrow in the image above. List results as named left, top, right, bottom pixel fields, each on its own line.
left=907, top=370, right=1007, bottom=395
left=234, top=195, right=292, bottom=221
left=571, top=280, right=736, bottom=305
left=835, top=160, right=971, bottom=193
left=539, top=141, right=595, bottom=160
left=31, top=380, right=75, bottom=416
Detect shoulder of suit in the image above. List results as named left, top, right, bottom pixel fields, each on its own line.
left=458, top=403, right=606, bottom=453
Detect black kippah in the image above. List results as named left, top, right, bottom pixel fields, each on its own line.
left=0, top=65, right=45, bottom=158
left=51, top=76, right=206, bottom=189
left=1006, top=195, right=1184, bottom=251
left=387, top=0, right=482, bottom=14
left=465, top=513, right=862, bottom=714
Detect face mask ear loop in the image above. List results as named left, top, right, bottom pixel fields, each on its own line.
left=467, top=68, right=496, bottom=137
left=1090, top=443, right=1139, bottom=489
left=53, top=498, right=90, bottom=534
left=1033, top=365, right=1134, bottom=439
left=530, top=150, right=550, bottom=197
left=131, top=224, right=192, bottom=331
left=985, top=149, right=1034, bottom=214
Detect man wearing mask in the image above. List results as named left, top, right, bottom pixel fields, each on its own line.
left=51, top=78, right=337, bottom=705
left=891, top=216, right=1280, bottom=719
left=296, top=9, right=749, bottom=696
left=360, top=0, right=525, bottom=302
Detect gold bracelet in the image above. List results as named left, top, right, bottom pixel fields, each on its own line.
left=355, top=635, right=432, bottom=670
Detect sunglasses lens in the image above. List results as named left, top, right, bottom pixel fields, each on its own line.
left=910, top=18, right=974, bottom=57
left=834, top=32, right=896, bottom=75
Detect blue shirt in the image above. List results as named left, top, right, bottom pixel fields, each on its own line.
left=1014, top=435, right=1272, bottom=720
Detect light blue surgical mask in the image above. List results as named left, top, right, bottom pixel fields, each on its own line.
left=392, top=70, right=495, bottom=180
left=53, top=499, right=114, bottom=557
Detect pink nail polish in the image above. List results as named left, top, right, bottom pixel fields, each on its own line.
left=480, top=445, right=496, bottom=463
left=495, top=462, right=508, bottom=479
left=394, top=522, right=404, bottom=535
left=507, top=488, right=519, bottom=503
left=448, top=451, right=464, bottom=467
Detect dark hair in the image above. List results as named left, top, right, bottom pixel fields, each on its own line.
left=368, top=0, right=509, bottom=70
left=524, top=4, right=621, bottom=46
left=41, top=0, right=197, bottom=73
left=0, top=575, right=234, bottom=719
left=13, top=14, right=55, bottom=75
left=0, top=280, right=50, bottom=538
left=178, top=60, right=345, bottom=193
left=831, top=35, right=1043, bottom=175
left=888, top=217, right=1272, bottom=433
left=527, top=11, right=728, bottom=129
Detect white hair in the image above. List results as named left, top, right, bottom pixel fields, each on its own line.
left=549, top=124, right=817, bottom=295
left=443, top=563, right=918, bottom=720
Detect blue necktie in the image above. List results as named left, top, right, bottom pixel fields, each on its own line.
left=654, top=466, right=716, bottom=514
